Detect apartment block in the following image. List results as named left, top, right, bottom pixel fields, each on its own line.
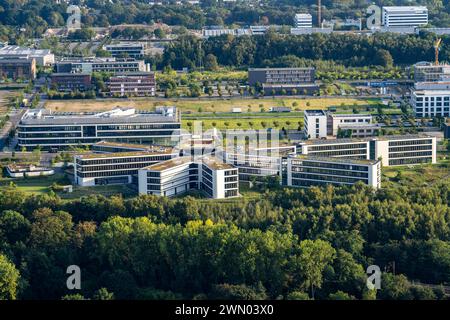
left=17, top=107, right=181, bottom=150
left=287, top=156, right=381, bottom=189
left=138, top=156, right=239, bottom=199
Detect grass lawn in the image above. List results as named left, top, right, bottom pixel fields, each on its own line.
left=0, top=173, right=136, bottom=199
left=382, top=157, right=450, bottom=189
left=183, top=116, right=303, bottom=130
left=45, top=97, right=380, bottom=114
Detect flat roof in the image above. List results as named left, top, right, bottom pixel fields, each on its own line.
left=144, top=156, right=193, bottom=171
left=249, top=67, right=315, bottom=71
left=330, top=113, right=372, bottom=118
left=0, top=45, right=53, bottom=56
left=76, top=149, right=175, bottom=159
left=294, top=155, right=379, bottom=166
left=93, top=141, right=166, bottom=150
left=201, top=156, right=235, bottom=170
left=304, top=109, right=327, bottom=116
left=301, top=134, right=434, bottom=145
left=383, top=6, right=428, bottom=12
left=20, top=107, right=179, bottom=125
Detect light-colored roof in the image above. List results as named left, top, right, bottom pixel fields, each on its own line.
left=294, top=155, right=380, bottom=166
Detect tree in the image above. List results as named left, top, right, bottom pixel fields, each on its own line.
left=204, top=54, right=219, bottom=71
left=93, top=288, right=115, bottom=300
left=375, top=49, right=394, bottom=68
left=0, top=254, right=20, bottom=300
left=295, top=239, right=336, bottom=298
left=154, top=28, right=166, bottom=39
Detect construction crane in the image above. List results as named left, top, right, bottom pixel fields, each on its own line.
left=434, top=38, right=442, bottom=65
left=318, top=0, right=322, bottom=28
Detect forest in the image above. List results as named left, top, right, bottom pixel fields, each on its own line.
left=1, top=181, right=450, bottom=300
left=156, top=31, right=446, bottom=70
left=2, top=0, right=450, bottom=41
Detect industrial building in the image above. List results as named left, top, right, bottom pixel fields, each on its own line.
left=0, top=57, right=36, bottom=80
left=0, top=45, right=54, bottom=66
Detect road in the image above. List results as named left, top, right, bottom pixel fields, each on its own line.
left=0, top=108, right=26, bottom=150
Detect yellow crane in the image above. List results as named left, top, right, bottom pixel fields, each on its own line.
left=434, top=38, right=442, bottom=65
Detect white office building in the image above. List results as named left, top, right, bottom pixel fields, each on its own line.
left=304, top=110, right=328, bottom=139
left=299, top=135, right=436, bottom=167
left=287, top=156, right=381, bottom=189
left=327, top=114, right=373, bottom=136
left=294, top=14, right=313, bottom=28
left=18, top=107, right=181, bottom=150
left=138, top=156, right=239, bottom=199
left=382, top=6, right=428, bottom=28
left=411, top=81, right=450, bottom=117
left=369, top=135, right=436, bottom=167
left=104, top=43, right=145, bottom=59
left=74, top=147, right=177, bottom=187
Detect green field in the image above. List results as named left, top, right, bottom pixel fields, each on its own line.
left=0, top=174, right=135, bottom=199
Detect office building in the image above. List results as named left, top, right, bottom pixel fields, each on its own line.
left=414, top=63, right=450, bottom=82
left=304, top=110, right=328, bottom=139
left=299, top=139, right=370, bottom=160
left=248, top=67, right=318, bottom=95
left=74, top=147, right=176, bottom=187
left=369, top=135, right=436, bottom=166
left=294, top=14, right=313, bottom=28
left=249, top=67, right=315, bottom=85
left=0, top=57, right=36, bottom=80
left=104, top=43, right=145, bottom=59
left=410, top=81, right=450, bottom=117
left=445, top=121, right=450, bottom=139
left=17, top=107, right=181, bottom=150
left=327, top=114, right=373, bottom=136
left=50, top=73, right=92, bottom=92
left=382, top=6, right=428, bottom=28
left=108, top=72, right=156, bottom=97
left=287, top=156, right=381, bottom=189
left=138, top=156, right=239, bottom=199
left=299, top=135, right=436, bottom=166
left=337, top=123, right=382, bottom=138
left=0, top=45, right=54, bottom=66
left=55, top=57, right=148, bottom=74
left=91, top=140, right=165, bottom=153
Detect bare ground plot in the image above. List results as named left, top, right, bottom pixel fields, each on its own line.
left=45, top=97, right=379, bottom=114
